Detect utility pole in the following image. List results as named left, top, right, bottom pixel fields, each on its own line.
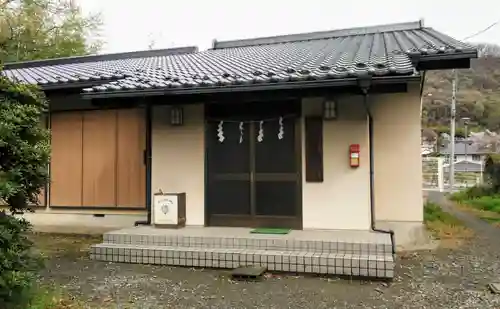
left=462, top=117, right=470, bottom=173
left=444, top=20, right=499, bottom=191
left=449, top=69, right=457, bottom=191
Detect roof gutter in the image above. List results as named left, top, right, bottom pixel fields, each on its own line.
left=417, top=51, right=478, bottom=62
left=40, top=80, right=121, bottom=91
left=81, top=75, right=421, bottom=100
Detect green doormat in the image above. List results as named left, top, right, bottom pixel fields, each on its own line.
left=250, top=228, right=291, bottom=235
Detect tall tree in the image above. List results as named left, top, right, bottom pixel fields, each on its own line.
left=0, top=0, right=103, bottom=63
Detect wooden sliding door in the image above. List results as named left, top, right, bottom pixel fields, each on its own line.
left=49, top=108, right=145, bottom=208
left=82, top=110, right=117, bottom=207
left=116, top=109, right=146, bottom=207
left=50, top=112, right=84, bottom=206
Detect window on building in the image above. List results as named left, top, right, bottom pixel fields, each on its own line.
left=472, top=155, right=481, bottom=161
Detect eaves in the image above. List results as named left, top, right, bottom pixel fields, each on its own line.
left=81, top=75, right=422, bottom=100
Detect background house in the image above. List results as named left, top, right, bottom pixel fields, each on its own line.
left=441, top=141, right=484, bottom=187
left=439, top=140, right=489, bottom=166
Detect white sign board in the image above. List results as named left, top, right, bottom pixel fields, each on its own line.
left=153, top=194, right=178, bottom=225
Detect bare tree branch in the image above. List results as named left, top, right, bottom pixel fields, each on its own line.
left=0, top=0, right=15, bottom=8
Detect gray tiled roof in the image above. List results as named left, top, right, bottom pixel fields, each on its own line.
left=440, top=141, right=486, bottom=155
left=2, top=47, right=198, bottom=89
left=2, top=21, right=476, bottom=95
left=444, top=161, right=483, bottom=173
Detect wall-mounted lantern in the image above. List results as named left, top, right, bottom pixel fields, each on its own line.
left=323, top=99, right=337, bottom=120
left=170, top=106, right=183, bottom=126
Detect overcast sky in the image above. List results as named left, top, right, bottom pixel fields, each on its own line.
left=81, top=0, right=500, bottom=54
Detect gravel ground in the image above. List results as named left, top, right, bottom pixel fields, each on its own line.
left=39, top=196, right=500, bottom=308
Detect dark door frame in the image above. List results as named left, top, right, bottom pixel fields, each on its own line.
left=203, top=101, right=303, bottom=229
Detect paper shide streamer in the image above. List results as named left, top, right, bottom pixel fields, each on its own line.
left=217, top=121, right=225, bottom=143
left=214, top=115, right=288, bottom=143
left=257, top=121, right=264, bottom=142
left=239, top=122, right=244, bottom=143
left=278, top=116, right=284, bottom=140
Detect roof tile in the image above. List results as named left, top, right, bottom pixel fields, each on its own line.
left=1, top=21, right=477, bottom=95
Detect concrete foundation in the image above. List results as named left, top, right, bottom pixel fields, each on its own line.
left=375, top=220, right=436, bottom=251
left=17, top=210, right=146, bottom=234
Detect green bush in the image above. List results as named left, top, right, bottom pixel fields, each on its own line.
left=484, top=154, right=500, bottom=192
left=0, top=72, right=50, bottom=308
left=466, top=185, right=493, bottom=198
left=449, top=190, right=469, bottom=202
left=0, top=76, right=50, bottom=212
left=449, top=184, right=500, bottom=215
left=424, top=202, right=463, bottom=226
left=0, top=213, right=43, bottom=309
left=449, top=185, right=492, bottom=201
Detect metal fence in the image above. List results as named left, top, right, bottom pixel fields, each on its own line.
left=422, top=157, right=483, bottom=191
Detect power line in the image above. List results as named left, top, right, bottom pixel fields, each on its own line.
left=462, top=20, right=500, bottom=41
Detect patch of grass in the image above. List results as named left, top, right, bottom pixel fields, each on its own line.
left=466, top=195, right=500, bottom=213
left=30, top=233, right=102, bottom=258
left=457, top=202, right=500, bottom=226
left=480, top=216, right=500, bottom=223
left=424, top=202, right=473, bottom=246
left=424, top=202, right=463, bottom=226
left=448, top=185, right=500, bottom=226
left=28, top=286, right=87, bottom=309
left=26, top=234, right=103, bottom=308
left=28, top=288, right=68, bottom=309
left=449, top=190, right=469, bottom=202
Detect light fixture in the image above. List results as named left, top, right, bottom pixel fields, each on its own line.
left=170, top=106, right=183, bottom=126
left=323, top=99, right=337, bottom=120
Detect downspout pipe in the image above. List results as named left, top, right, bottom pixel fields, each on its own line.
left=358, top=77, right=396, bottom=256
left=135, top=101, right=153, bottom=226
left=419, top=71, right=426, bottom=118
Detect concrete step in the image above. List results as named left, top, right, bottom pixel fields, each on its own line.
left=90, top=243, right=395, bottom=279
left=102, top=231, right=392, bottom=255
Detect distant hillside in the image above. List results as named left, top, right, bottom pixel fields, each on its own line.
left=422, top=43, right=500, bottom=135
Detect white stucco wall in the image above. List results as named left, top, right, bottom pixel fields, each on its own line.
left=371, top=84, right=425, bottom=246
left=150, top=100, right=372, bottom=230
left=149, top=86, right=424, bottom=235
left=25, top=85, right=424, bottom=244
left=151, top=104, right=206, bottom=226
left=372, top=84, right=423, bottom=224
left=301, top=96, right=370, bottom=230
left=300, top=85, right=424, bottom=245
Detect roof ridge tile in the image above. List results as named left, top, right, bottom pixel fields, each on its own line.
left=4, top=46, right=198, bottom=70
left=212, top=21, right=422, bottom=49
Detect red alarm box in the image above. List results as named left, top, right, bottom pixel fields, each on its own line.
left=349, top=144, right=360, bottom=167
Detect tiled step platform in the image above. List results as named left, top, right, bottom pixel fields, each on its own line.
left=90, top=226, right=395, bottom=279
